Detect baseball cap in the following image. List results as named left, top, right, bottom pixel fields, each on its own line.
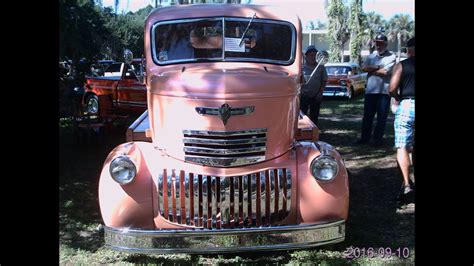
left=305, top=45, right=317, bottom=54
left=375, top=34, right=388, bottom=42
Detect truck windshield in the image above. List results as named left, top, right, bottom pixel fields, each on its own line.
left=153, top=17, right=295, bottom=65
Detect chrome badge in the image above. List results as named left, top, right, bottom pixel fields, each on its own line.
left=195, top=104, right=255, bottom=125
left=218, top=103, right=232, bottom=125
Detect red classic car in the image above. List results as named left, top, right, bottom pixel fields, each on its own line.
left=82, top=58, right=147, bottom=116
left=323, top=62, right=367, bottom=99
left=98, top=4, right=349, bottom=254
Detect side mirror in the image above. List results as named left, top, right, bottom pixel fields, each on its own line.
left=123, top=49, right=133, bottom=64
left=316, top=50, right=329, bottom=65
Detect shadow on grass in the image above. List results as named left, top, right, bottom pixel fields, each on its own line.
left=319, top=118, right=396, bottom=163
left=320, top=94, right=365, bottom=116
left=344, top=167, right=414, bottom=249
left=123, top=252, right=292, bottom=264
left=59, top=123, right=129, bottom=253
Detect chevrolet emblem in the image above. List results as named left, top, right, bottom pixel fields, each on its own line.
left=195, top=104, right=255, bottom=125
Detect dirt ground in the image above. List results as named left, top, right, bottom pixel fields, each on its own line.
left=59, top=94, right=415, bottom=264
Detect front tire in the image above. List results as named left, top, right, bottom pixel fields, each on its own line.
left=86, top=94, right=99, bottom=115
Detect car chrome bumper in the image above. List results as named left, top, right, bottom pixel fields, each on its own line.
left=323, top=86, right=349, bottom=97
left=104, top=220, right=345, bottom=254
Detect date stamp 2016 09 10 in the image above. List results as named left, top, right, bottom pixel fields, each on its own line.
left=343, top=246, right=411, bottom=259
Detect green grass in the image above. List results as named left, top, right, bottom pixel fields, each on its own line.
left=59, top=94, right=414, bottom=264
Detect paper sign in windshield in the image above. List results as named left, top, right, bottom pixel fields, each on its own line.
left=225, top=38, right=245, bottom=52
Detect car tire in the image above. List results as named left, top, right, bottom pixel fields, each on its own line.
left=86, top=94, right=99, bottom=115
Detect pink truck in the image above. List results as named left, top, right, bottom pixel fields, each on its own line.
left=99, top=4, right=349, bottom=254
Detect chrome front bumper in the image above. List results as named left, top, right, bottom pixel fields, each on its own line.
left=323, top=86, right=349, bottom=97
left=104, top=220, right=345, bottom=254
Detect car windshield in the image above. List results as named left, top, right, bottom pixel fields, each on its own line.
left=326, top=66, right=352, bottom=75
left=153, top=17, right=295, bottom=65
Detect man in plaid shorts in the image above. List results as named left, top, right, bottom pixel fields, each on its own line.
left=389, top=37, right=415, bottom=205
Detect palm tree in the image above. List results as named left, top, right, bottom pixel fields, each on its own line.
left=114, top=0, right=119, bottom=13
left=327, top=0, right=350, bottom=62
left=349, top=0, right=363, bottom=64
left=386, top=14, right=414, bottom=61
left=361, top=12, right=385, bottom=54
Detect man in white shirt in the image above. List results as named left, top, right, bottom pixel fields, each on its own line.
left=355, top=34, right=396, bottom=146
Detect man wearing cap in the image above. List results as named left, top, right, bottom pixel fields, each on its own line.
left=355, top=34, right=396, bottom=146
left=300, top=45, right=327, bottom=126
left=389, top=37, right=415, bottom=205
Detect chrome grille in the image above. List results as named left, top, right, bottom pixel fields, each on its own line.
left=158, top=168, right=292, bottom=229
left=183, top=129, right=267, bottom=167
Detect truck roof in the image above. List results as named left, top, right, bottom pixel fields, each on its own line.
left=146, top=4, right=300, bottom=28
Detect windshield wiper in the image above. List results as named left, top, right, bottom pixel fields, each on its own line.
left=239, top=13, right=257, bottom=47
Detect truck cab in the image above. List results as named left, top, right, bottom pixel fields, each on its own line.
left=98, top=4, right=349, bottom=254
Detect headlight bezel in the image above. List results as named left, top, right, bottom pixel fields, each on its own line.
left=310, top=154, right=339, bottom=182
left=339, top=80, right=347, bottom=86
left=109, top=155, right=137, bottom=185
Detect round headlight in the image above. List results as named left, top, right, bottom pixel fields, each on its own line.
left=109, top=155, right=137, bottom=185
left=339, top=80, right=347, bottom=86
left=310, top=155, right=339, bottom=182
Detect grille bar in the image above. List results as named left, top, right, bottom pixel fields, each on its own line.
left=264, top=170, right=268, bottom=223
left=198, top=175, right=203, bottom=227
left=273, top=169, right=279, bottom=220
left=246, top=174, right=252, bottom=225
left=189, top=173, right=194, bottom=225
left=183, top=137, right=267, bottom=146
left=183, top=128, right=267, bottom=167
left=180, top=171, right=186, bottom=224
left=283, top=169, right=288, bottom=212
left=184, top=146, right=266, bottom=156
left=238, top=176, right=244, bottom=226
left=255, top=173, right=261, bottom=226
left=207, top=176, right=212, bottom=228
left=158, top=168, right=292, bottom=229
left=183, top=128, right=267, bottom=137
left=184, top=156, right=265, bottom=168
left=172, top=170, right=177, bottom=223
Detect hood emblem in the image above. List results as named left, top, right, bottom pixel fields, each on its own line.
left=218, top=103, right=232, bottom=125
left=195, top=104, right=255, bottom=125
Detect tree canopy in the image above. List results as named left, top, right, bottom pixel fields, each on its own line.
left=59, top=0, right=153, bottom=63
left=325, top=0, right=414, bottom=62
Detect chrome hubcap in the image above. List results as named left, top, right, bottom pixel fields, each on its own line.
left=87, top=98, right=99, bottom=114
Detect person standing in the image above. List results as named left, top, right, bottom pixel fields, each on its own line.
left=355, top=34, right=396, bottom=146
left=300, top=45, right=327, bottom=126
left=389, top=37, right=415, bottom=204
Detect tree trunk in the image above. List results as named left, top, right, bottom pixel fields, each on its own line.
left=358, top=0, right=362, bottom=65
left=397, top=32, right=401, bottom=63
left=340, top=44, right=345, bottom=62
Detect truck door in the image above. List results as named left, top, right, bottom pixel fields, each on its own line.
left=101, top=62, right=123, bottom=106
left=116, top=63, right=147, bottom=110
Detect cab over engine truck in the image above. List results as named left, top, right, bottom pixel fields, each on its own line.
left=98, top=4, right=349, bottom=254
